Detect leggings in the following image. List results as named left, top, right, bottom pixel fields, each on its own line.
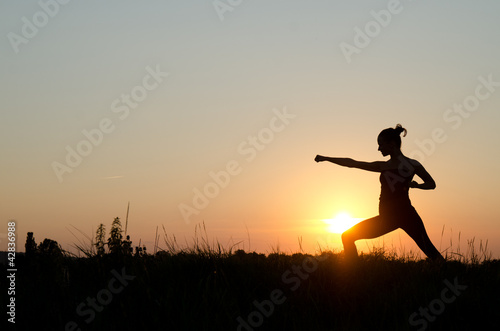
left=341, top=201, right=443, bottom=260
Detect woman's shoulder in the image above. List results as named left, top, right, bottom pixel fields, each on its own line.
left=383, top=156, right=423, bottom=172
left=403, top=156, right=423, bottom=169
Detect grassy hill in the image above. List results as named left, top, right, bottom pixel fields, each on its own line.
left=2, top=243, right=499, bottom=330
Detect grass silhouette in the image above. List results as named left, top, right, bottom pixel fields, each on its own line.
left=5, top=223, right=499, bottom=330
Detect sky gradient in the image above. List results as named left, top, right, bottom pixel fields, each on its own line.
left=2, top=1, right=500, bottom=258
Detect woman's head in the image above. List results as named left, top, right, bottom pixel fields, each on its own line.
left=377, top=124, right=407, bottom=156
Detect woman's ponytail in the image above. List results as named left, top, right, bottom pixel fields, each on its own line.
left=394, top=124, right=407, bottom=137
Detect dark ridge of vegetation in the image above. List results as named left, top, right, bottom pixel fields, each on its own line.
left=3, top=221, right=499, bottom=331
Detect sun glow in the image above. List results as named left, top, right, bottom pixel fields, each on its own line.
left=323, top=212, right=362, bottom=234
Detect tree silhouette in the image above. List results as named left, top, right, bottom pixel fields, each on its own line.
left=95, top=223, right=106, bottom=256
left=107, top=217, right=125, bottom=255
left=123, top=235, right=133, bottom=255
left=38, top=238, right=63, bottom=257
left=25, top=232, right=37, bottom=257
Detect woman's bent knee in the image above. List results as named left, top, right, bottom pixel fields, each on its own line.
left=341, top=231, right=352, bottom=243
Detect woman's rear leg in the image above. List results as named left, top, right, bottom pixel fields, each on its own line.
left=402, top=211, right=444, bottom=261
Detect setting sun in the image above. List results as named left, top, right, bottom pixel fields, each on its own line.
left=323, top=212, right=362, bottom=234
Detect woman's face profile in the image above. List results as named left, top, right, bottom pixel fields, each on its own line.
left=377, top=137, right=393, bottom=156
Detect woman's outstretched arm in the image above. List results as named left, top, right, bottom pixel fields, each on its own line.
left=315, top=155, right=384, bottom=172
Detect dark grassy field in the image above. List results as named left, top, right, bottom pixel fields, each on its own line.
left=2, top=243, right=500, bottom=331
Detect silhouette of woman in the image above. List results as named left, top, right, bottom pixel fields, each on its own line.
left=315, top=124, right=444, bottom=261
